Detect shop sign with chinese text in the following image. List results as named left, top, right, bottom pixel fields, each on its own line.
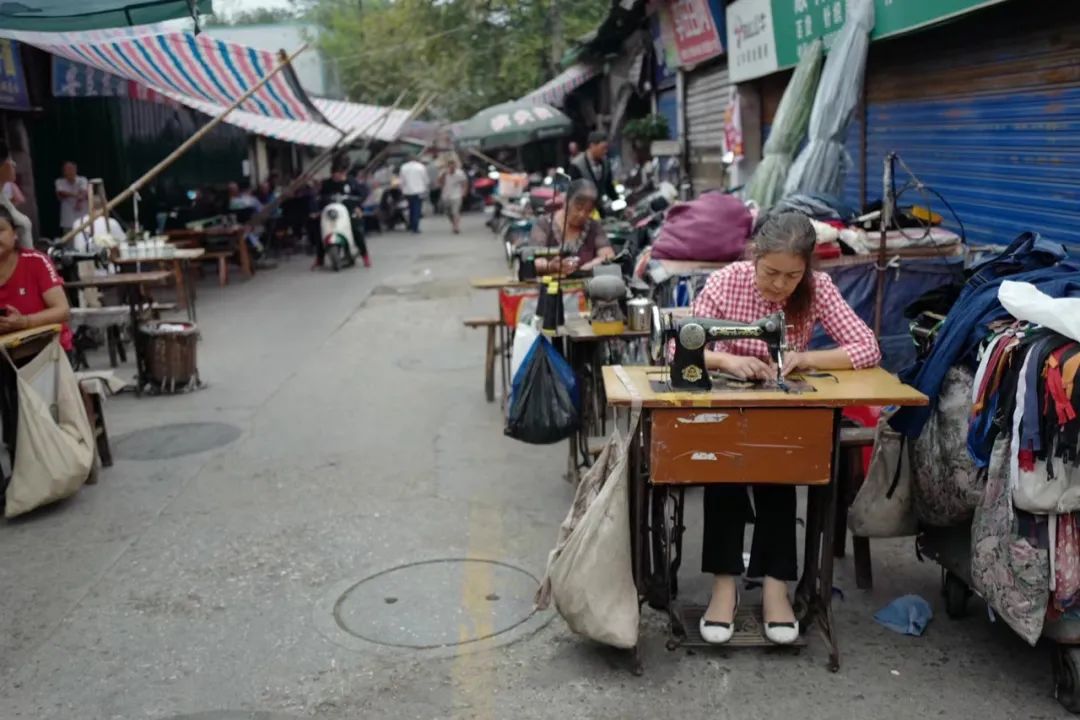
left=668, top=0, right=726, bottom=67
left=726, top=0, right=1008, bottom=83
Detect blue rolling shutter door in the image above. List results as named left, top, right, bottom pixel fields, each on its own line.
left=856, top=7, right=1080, bottom=247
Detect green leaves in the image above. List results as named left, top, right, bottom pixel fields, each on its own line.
left=311, top=0, right=608, bottom=119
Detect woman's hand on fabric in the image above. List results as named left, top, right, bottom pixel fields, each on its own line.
left=720, top=354, right=773, bottom=381
left=780, top=350, right=811, bottom=376
left=0, top=306, right=28, bottom=334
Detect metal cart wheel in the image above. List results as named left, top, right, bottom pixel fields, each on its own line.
left=1053, top=645, right=1080, bottom=714
left=942, top=570, right=971, bottom=619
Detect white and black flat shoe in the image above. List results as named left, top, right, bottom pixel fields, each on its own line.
left=764, top=619, right=799, bottom=645
left=699, top=592, right=739, bottom=645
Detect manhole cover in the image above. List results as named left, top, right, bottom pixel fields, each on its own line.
left=332, top=559, right=539, bottom=649
left=114, top=422, right=242, bottom=460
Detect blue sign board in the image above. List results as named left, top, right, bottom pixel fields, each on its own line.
left=0, top=40, right=30, bottom=111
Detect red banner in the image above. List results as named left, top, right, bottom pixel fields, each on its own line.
left=669, top=0, right=724, bottom=67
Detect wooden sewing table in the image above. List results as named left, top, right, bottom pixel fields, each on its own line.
left=601, top=364, right=927, bottom=672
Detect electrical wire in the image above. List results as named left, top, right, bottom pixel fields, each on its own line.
left=322, top=24, right=473, bottom=70
left=888, top=153, right=967, bottom=245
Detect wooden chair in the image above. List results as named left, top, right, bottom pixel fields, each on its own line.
left=463, top=317, right=501, bottom=403
left=834, top=425, right=877, bottom=590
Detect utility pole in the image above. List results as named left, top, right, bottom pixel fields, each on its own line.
left=550, top=0, right=564, bottom=76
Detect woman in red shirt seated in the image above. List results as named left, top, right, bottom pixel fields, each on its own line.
left=0, top=206, right=72, bottom=349
left=691, top=211, right=880, bottom=646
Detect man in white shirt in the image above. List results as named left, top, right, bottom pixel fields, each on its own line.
left=398, top=158, right=429, bottom=233
left=439, top=159, right=469, bottom=234
left=55, top=161, right=89, bottom=235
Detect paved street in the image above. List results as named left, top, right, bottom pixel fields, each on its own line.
left=0, top=214, right=1071, bottom=720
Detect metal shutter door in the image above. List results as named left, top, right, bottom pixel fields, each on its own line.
left=856, top=4, right=1080, bottom=247
left=685, top=63, right=731, bottom=194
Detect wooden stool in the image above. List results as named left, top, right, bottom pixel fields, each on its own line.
left=79, top=382, right=113, bottom=475
left=835, top=425, right=877, bottom=590
left=201, top=251, right=232, bottom=287
left=463, top=317, right=501, bottom=403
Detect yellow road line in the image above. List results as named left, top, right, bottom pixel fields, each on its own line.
left=451, top=502, right=503, bottom=719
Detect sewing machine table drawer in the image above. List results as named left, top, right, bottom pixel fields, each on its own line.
left=649, top=408, right=834, bottom=486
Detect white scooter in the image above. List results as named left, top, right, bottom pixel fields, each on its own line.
left=320, top=193, right=367, bottom=271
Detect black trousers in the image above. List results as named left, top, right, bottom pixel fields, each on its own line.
left=701, top=484, right=798, bottom=582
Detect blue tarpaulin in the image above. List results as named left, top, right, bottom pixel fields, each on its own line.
left=811, top=256, right=966, bottom=373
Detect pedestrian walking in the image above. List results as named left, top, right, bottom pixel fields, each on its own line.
left=439, top=159, right=469, bottom=234
left=399, top=157, right=429, bottom=234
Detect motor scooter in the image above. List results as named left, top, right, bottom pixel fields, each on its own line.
left=320, top=193, right=367, bottom=271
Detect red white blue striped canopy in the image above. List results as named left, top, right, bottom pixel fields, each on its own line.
left=164, top=91, right=412, bottom=148
left=520, top=63, right=598, bottom=107
left=5, top=24, right=322, bottom=121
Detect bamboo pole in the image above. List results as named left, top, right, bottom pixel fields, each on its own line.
left=359, top=92, right=437, bottom=177
left=58, top=43, right=310, bottom=245
left=466, top=147, right=516, bottom=174
left=246, top=89, right=415, bottom=228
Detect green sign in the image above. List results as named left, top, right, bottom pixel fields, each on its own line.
left=727, top=0, right=1008, bottom=82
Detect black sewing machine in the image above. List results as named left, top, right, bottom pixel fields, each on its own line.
left=649, top=306, right=789, bottom=391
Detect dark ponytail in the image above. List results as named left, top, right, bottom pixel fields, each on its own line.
left=751, top=211, right=816, bottom=330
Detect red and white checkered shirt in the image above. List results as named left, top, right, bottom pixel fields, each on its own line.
left=687, top=261, right=881, bottom=368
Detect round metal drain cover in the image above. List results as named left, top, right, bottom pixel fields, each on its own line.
left=114, top=422, right=242, bottom=460
left=333, top=559, right=539, bottom=649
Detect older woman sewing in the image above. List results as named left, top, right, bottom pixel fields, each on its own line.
left=0, top=205, right=72, bottom=349
left=690, top=212, right=880, bottom=646
left=528, top=179, right=615, bottom=275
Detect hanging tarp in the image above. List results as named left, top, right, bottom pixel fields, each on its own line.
left=743, top=39, right=822, bottom=211
left=783, top=0, right=874, bottom=197
left=2, top=24, right=323, bottom=121
left=0, top=0, right=210, bottom=32
left=520, top=64, right=598, bottom=107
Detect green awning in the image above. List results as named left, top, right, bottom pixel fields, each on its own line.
left=0, top=0, right=212, bottom=31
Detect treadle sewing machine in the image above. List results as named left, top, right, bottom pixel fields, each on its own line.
left=646, top=306, right=820, bottom=393
left=600, top=308, right=928, bottom=674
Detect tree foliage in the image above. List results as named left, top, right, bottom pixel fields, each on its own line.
left=311, top=0, right=609, bottom=120
left=205, top=7, right=300, bottom=26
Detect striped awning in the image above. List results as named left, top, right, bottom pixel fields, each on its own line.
left=49, top=52, right=412, bottom=148
left=520, top=63, right=598, bottom=107
left=4, top=24, right=323, bottom=121
left=158, top=92, right=410, bottom=148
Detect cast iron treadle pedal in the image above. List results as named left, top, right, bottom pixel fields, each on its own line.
left=678, top=604, right=807, bottom=649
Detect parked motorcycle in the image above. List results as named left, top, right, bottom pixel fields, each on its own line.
left=320, top=193, right=367, bottom=271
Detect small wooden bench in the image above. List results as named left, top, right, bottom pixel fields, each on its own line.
left=836, top=425, right=878, bottom=590
left=201, top=251, right=233, bottom=287
left=463, top=317, right=501, bottom=402
left=78, top=383, right=112, bottom=473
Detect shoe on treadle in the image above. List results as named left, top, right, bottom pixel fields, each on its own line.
left=699, top=591, right=738, bottom=645
left=764, top=619, right=799, bottom=645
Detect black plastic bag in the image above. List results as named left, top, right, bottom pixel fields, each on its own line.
left=505, top=335, right=580, bottom=444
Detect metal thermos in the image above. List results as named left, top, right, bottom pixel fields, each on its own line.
left=627, top=297, right=655, bottom=332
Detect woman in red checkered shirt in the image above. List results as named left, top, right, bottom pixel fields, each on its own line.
left=694, top=211, right=880, bottom=646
